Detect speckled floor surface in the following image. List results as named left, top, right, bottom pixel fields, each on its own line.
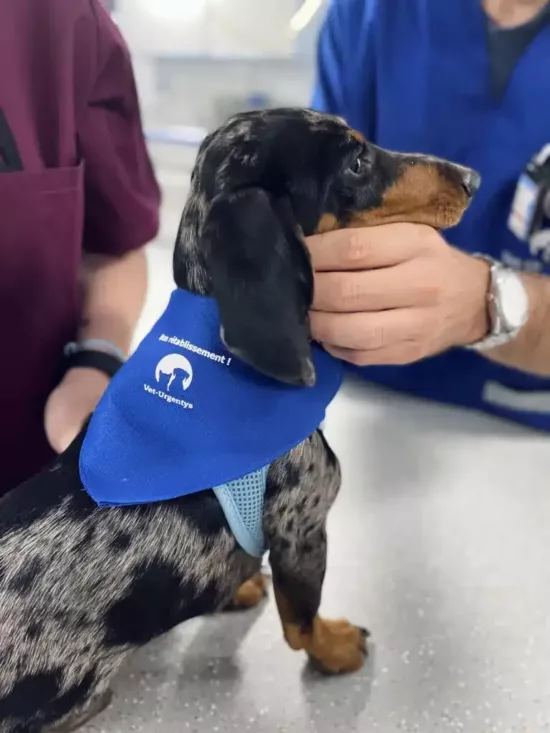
left=82, top=189, right=550, bottom=732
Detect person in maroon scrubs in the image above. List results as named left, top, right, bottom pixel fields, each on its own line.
left=0, top=0, right=161, bottom=495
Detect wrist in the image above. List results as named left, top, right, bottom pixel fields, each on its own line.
left=466, top=255, right=531, bottom=352
left=459, top=253, right=492, bottom=345
left=62, top=366, right=110, bottom=390
left=63, top=342, right=125, bottom=380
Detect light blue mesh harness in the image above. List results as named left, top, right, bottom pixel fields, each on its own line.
left=213, top=468, right=268, bottom=557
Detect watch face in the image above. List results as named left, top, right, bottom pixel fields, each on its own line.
left=498, top=270, right=529, bottom=331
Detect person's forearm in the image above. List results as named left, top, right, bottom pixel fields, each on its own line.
left=78, top=248, right=148, bottom=356
left=483, top=272, right=550, bottom=376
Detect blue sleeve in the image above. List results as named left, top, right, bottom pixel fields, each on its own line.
left=311, top=1, right=347, bottom=115
left=311, top=0, right=377, bottom=139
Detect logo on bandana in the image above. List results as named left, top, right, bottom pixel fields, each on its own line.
left=155, top=353, right=194, bottom=392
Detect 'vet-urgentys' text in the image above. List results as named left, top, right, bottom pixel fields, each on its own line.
left=144, top=384, right=193, bottom=409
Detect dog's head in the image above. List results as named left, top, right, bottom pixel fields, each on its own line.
left=174, top=108, right=480, bottom=386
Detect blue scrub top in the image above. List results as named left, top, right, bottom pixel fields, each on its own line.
left=312, top=0, right=550, bottom=430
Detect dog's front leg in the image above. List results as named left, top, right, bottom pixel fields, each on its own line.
left=268, top=525, right=368, bottom=675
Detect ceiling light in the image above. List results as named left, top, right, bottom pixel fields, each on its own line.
left=290, top=0, right=323, bottom=34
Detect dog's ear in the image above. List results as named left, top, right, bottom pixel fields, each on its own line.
left=201, top=187, right=316, bottom=386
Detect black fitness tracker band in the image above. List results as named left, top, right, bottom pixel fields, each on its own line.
left=64, top=349, right=124, bottom=379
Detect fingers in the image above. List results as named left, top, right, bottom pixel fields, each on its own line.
left=305, top=224, right=451, bottom=366
left=324, top=343, right=425, bottom=367
left=312, top=261, right=440, bottom=313
left=309, top=308, right=426, bottom=353
left=305, top=223, right=432, bottom=272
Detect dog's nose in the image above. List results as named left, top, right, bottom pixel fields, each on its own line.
left=460, top=169, right=481, bottom=198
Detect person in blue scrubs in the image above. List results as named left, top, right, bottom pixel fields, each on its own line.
left=308, top=0, right=550, bottom=429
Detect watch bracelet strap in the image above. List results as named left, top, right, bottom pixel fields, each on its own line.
left=65, top=349, right=124, bottom=379
left=466, top=254, right=523, bottom=352
left=468, top=330, right=519, bottom=352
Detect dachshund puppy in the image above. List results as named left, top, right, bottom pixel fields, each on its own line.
left=0, top=108, right=479, bottom=732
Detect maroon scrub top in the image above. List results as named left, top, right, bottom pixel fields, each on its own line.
left=0, top=0, right=161, bottom=494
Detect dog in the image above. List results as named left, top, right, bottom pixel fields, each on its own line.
left=0, top=108, right=479, bottom=732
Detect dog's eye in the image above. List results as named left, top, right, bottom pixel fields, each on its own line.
left=348, top=156, right=364, bottom=176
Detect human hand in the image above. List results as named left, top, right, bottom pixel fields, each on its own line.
left=306, top=224, right=491, bottom=366
left=44, top=368, right=110, bottom=453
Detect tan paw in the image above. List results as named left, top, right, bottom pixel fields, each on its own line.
left=307, top=618, right=369, bottom=675
left=226, top=573, right=269, bottom=610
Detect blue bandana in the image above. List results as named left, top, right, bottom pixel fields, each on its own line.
left=79, top=288, right=343, bottom=551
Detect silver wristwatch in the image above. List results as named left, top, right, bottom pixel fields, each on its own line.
left=467, top=255, right=529, bottom=351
